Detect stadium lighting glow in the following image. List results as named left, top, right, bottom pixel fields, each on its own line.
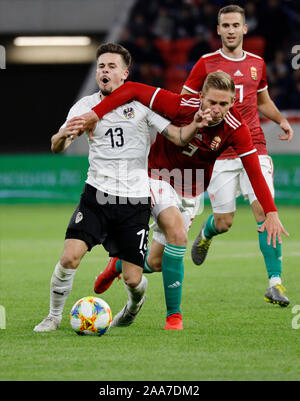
left=14, top=36, right=91, bottom=47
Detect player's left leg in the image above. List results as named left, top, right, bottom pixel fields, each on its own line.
left=153, top=206, right=187, bottom=330
left=245, top=155, right=289, bottom=306
left=251, top=199, right=289, bottom=306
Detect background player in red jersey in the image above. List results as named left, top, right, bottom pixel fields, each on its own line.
left=67, top=71, right=288, bottom=330
left=182, top=5, right=293, bottom=306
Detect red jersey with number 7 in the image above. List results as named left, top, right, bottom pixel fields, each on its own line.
left=183, top=49, right=268, bottom=159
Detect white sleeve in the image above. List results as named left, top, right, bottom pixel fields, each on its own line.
left=146, top=109, right=170, bottom=133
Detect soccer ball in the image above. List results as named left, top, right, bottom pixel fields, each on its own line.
left=70, top=296, right=112, bottom=336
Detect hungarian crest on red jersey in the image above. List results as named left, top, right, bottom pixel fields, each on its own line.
left=250, top=66, right=257, bottom=80
left=210, top=136, right=221, bottom=150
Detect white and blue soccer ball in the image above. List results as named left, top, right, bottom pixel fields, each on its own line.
left=70, top=296, right=112, bottom=336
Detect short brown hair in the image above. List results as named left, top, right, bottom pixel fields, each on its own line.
left=202, top=71, right=235, bottom=96
left=217, top=5, right=245, bottom=24
left=96, top=43, right=132, bottom=69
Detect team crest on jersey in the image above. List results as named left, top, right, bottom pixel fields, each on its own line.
left=75, top=211, right=83, bottom=224
left=210, top=136, right=221, bottom=151
left=250, top=66, right=257, bottom=80
left=123, top=107, right=135, bottom=119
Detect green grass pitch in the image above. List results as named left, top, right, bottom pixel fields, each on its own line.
left=0, top=203, right=300, bottom=381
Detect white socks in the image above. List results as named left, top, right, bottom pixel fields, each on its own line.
left=269, top=276, right=282, bottom=288
left=49, top=262, right=76, bottom=319
left=125, top=275, right=148, bottom=313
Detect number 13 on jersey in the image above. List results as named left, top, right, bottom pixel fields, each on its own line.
left=105, top=127, right=124, bottom=148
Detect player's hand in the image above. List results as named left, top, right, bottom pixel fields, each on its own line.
left=68, top=111, right=99, bottom=139
left=278, top=118, right=293, bottom=142
left=65, top=119, right=86, bottom=139
left=258, top=211, right=289, bottom=248
left=194, top=108, right=213, bottom=128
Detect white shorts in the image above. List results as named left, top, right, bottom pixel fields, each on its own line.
left=207, top=155, right=274, bottom=213
left=150, top=178, right=203, bottom=245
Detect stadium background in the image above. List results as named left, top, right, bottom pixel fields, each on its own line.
left=1, top=0, right=300, bottom=206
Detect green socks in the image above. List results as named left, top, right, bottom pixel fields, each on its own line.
left=257, top=221, right=282, bottom=280
left=204, top=214, right=219, bottom=239
left=115, top=259, right=122, bottom=274
left=161, top=243, right=186, bottom=317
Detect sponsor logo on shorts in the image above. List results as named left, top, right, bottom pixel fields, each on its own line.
left=75, top=211, right=83, bottom=223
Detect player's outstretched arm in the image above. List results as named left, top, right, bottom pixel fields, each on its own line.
left=67, top=81, right=185, bottom=137
left=67, top=81, right=159, bottom=136
left=161, top=109, right=212, bottom=147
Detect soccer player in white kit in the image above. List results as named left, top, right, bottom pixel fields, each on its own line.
left=33, top=43, right=204, bottom=332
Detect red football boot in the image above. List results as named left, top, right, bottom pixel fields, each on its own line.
left=94, top=257, right=121, bottom=294
left=164, top=312, right=183, bottom=330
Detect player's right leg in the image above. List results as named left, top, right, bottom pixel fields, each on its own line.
left=34, top=184, right=103, bottom=332
left=34, top=239, right=88, bottom=332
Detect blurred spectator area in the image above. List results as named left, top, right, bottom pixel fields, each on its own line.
left=124, top=0, right=300, bottom=102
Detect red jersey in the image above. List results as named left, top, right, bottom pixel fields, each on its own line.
left=183, top=49, right=268, bottom=158
left=148, top=92, right=256, bottom=197
left=92, top=81, right=276, bottom=213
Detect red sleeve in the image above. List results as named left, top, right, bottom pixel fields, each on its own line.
left=258, top=61, right=268, bottom=92
left=183, top=57, right=207, bottom=94
left=92, top=81, right=158, bottom=119
left=228, top=122, right=256, bottom=157
left=92, top=80, right=184, bottom=122
left=150, top=89, right=185, bottom=121
left=241, top=152, right=277, bottom=214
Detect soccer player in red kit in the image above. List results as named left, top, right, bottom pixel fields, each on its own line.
left=67, top=71, right=288, bottom=329
left=182, top=5, right=293, bottom=306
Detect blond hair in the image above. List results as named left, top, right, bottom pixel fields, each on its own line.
left=202, top=71, right=235, bottom=96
